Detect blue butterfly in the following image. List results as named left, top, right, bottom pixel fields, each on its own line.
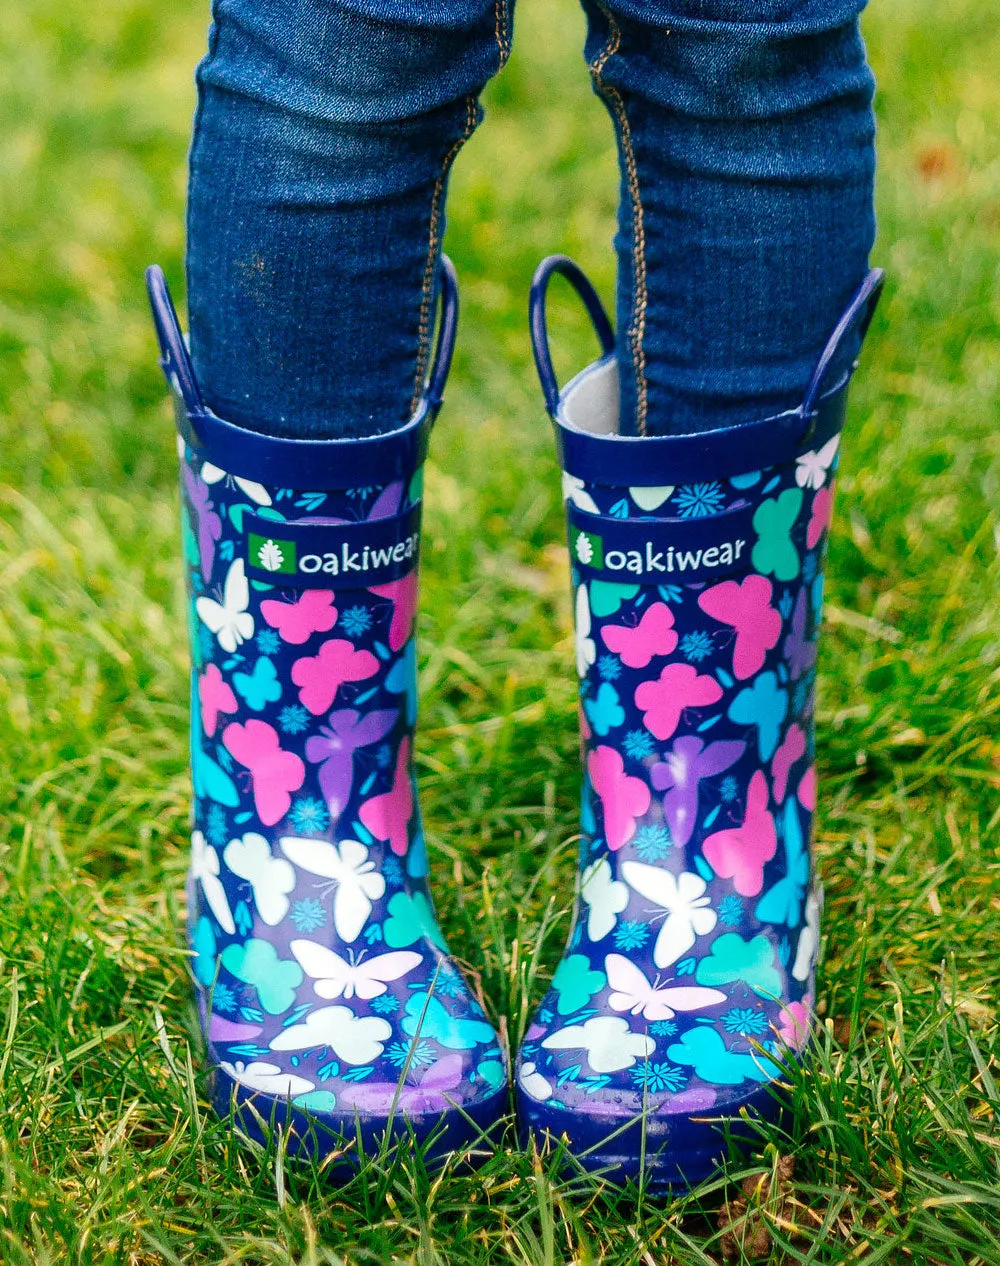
left=233, top=657, right=282, bottom=711
left=583, top=682, right=625, bottom=737
left=755, top=797, right=809, bottom=927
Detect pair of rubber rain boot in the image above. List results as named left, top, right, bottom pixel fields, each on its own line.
left=147, top=254, right=882, bottom=1190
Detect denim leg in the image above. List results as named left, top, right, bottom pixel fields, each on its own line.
left=187, top=0, right=513, bottom=439
left=582, top=0, right=877, bottom=436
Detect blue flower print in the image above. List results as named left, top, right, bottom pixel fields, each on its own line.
left=613, top=920, right=651, bottom=952
left=597, top=654, right=622, bottom=682
left=288, top=796, right=330, bottom=834
left=629, top=1062, right=688, bottom=1094
left=719, top=776, right=739, bottom=804
left=622, top=729, right=655, bottom=761
left=254, top=628, right=280, bottom=656
left=289, top=897, right=327, bottom=933
left=674, top=482, right=726, bottom=519
left=340, top=605, right=373, bottom=638
left=210, top=981, right=237, bottom=1013
left=385, top=1039, right=436, bottom=1069
left=717, top=894, right=744, bottom=927
left=648, top=1019, right=677, bottom=1038
left=205, top=802, right=228, bottom=848
left=371, top=994, right=399, bottom=1016
left=277, top=703, right=310, bottom=735
left=722, top=1007, right=769, bottom=1037
left=632, top=824, right=672, bottom=862
left=680, top=630, right=714, bottom=663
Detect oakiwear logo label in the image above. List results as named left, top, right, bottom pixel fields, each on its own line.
left=567, top=501, right=757, bottom=585
left=244, top=505, right=421, bottom=589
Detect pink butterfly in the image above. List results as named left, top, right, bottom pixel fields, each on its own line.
left=634, top=663, right=723, bottom=742
left=261, top=590, right=338, bottom=645
left=369, top=573, right=418, bottom=652
left=600, top=602, right=678, bottom=669
left=807, top=483, right=835, bottom=550
left=183, top=463, right=222, bottom=582
left=222, top=719, right=305, bottom=826
left=199, top=663, right=238, bottom=738
left=701, top=769, right=777, bottom=897
left=771, top=723, right=806, bottom=803
left=587, top=744, right=650, bottom=851
left=358, top=737, right=413, bottom=856
left=697, top=576, right=782, bottom=681
left=339, top=1051, right=464, bottom=1115
left=291, top=639, right=379, bottom=715
left=797, top=765, right=816, bottom=811
left=305, top=708, right=399, bottom=820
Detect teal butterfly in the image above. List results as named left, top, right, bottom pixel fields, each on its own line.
left=755, top=797, right=809, bottom=927
left=583, top=682, right=625, bottom=737
left=751, top=489, right=803, bottom=582
left=233, top=657, right=282, bottom=711
left=402, top=992, right=495, bottom=1050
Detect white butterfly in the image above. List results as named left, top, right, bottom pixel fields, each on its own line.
left=201, top=461, right=273, bottom=507
left=280, top=836, right=384, bottom=943
left=190, top=830, right=234, bottom=934
left=794, top=436, right=840, bottom=490
left=196, top=558, right=255, bottom=653
left=290, top=940, right=421, bottom=1000
left=562, top=471, right=600, bottom=515
left=620, top=864, right=717, bottom=969
left=269, top=1005, right=392, bottom=1064
left=575, top=584, right=596, bottom=679
left=219, top=1059, right=314, bottom=1097
left=223, top=832, right=296, bottom=927
left=604, top=954, right=726, bottom=1022
left=579, top=856, right=629, bottom=941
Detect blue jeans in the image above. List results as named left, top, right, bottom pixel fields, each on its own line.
left=186, top=0, right=875, bottom=439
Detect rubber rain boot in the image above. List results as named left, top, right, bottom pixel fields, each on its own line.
left=147, top=259, right=508, bottom=1171
left=516, top=256, right=883, bottom=1190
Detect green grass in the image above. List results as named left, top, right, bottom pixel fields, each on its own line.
left=1, top=0, right=999, bottom=1260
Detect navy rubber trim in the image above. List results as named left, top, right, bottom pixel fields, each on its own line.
left=145, top=259, right=459, bottom=489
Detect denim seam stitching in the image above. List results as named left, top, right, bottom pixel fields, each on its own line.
left=409, top=93, right=479, bottom=416
left=588, top=6, right=649, bottom=435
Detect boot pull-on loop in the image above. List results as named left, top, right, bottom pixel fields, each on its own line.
left=530, top=254, right=616, bottom=419
left=145, top=263, right=206, bottom=429
left=799, top=267, right=885, bottom=435
left=146, top=255, right=461, bottom=438
left=424, top=253, right=459, bottom=415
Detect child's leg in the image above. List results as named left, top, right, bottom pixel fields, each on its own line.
left=582, top=0, right=876, bottom=435
left=186, top=0, right=512, bottom=439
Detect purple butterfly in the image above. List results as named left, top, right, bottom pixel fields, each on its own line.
left=298, top=481, right=405, bottom=528
left=650, top=736, right=746, bottom=848
left=304, top=708, right=398, bottom=821
left=339, top=1052, right=464, bottom=1115
left=784, top=589, right=817, bottom=681
left=183, top=463, right=223, bottom=582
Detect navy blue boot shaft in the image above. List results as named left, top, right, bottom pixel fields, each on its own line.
left=148, top=261, right=508, bottom=1171
left=517, top=258, right=883, bottom=1189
